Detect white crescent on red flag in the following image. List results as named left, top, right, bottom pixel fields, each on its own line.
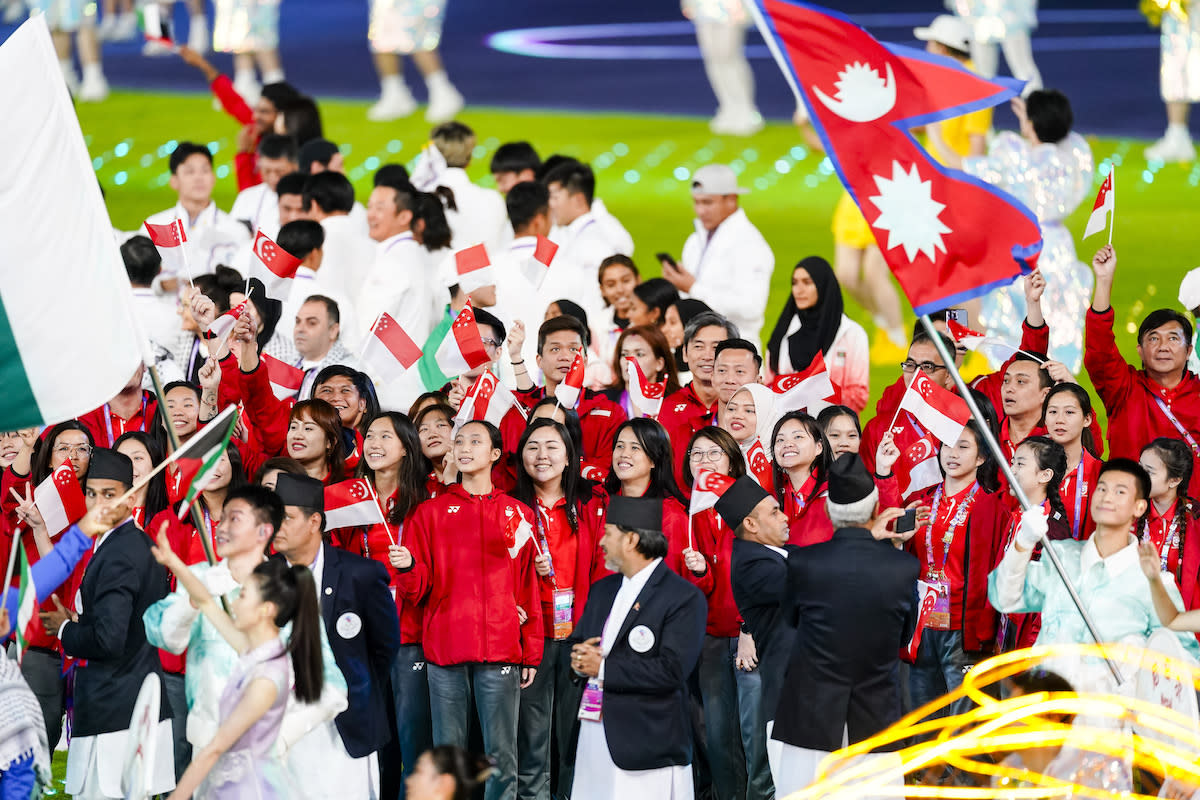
left=898, top=372, right=970, bottom=446
left=250, top=229, right=302, bottom=299
left=33, top=462, right=87, bottom=537
left=555, top=350, right=587, bottom=410
left=895, top=433, right=942, bottom=499
left=748, top=0, right=1042, bottom=313
left=324, top=478, right=385, bottom=530
left=690, top=469, right=737, bottom=515
left=624, top=357, right=666, bottom=418
left=1082, top=167, right=1115, bottom=239
left=770, top=351, right=836, bottom=413
left=454, top=368, right=523, bottom=430
left=434, top=301, right=490, bottom=377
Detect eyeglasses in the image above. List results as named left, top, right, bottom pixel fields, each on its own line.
left=53, top=444, right=92, bottom=457
left=689, top=448, right=727, bottom=463
left=480, top=338, right=502, bottom=349
left=900, top=360, right=947, bottom=375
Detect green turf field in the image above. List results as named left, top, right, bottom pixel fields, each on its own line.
left=80, top=91, right=1200, bottom=418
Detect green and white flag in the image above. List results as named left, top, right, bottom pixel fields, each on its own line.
left=174, top=405, right=240, bottom=519
left=0, top=17, right=145, bottom=431
left=16, top=543, right=42, bottom=665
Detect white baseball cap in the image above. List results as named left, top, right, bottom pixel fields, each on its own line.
left=1179, top=267, right=1200, bottom=311
left=690, top=164, right=749, bottom=197
left=914, top=15, right=973, bottom=53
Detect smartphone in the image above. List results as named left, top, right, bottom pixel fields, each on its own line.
left=946, top=307, right=968, bottom=327
left=894, top=508, right=917, bottom=534
left=656, top=252, right=678, bottom=270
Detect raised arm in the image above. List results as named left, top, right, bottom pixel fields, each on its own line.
left=150, top=522, right=249, bottom=653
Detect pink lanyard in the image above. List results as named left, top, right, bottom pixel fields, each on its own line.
left=923, top=482, right=978, bottom=579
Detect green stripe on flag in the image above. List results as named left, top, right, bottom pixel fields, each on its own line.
left=181, top=408, right=240, bottom=509
left=16, top=543, right=36, bottom=664
left=0, top=294, right=44, bottom=428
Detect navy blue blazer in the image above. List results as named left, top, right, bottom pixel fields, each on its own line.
left=569, top=560, right=706, bottom=772
left=318, top=542, right=401, bottom=758
left=61, top=520, right=171, bottom=737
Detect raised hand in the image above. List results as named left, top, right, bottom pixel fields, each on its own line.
left=1138, top=538, right=1162, bottom=581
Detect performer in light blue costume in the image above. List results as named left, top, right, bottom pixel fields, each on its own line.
left=961, top=89, right=1093, bottom=373
left=947, top=0, right=1042, bottom=94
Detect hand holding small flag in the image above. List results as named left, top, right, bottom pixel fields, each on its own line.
left=1083, top=167, right=1115, bottom=243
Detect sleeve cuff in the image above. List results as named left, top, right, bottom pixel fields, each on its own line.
left=597, top=658, right=605, bottom=681
left=57, top=618, right=70, bottom=640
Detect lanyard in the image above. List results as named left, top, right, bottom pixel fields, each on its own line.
left=906, top=412, right=927, bottom=439
left=103, top=396, right=148, bottom=447
left=535, top=504, right=558, bottom=589
left=1149, top=508, right=1182, bottom=574
left=1151, top=395, right=1200, bottom=457
left=1069, top=458, right=1085, bottom=540
left=923, top=481, right=978, bottom=579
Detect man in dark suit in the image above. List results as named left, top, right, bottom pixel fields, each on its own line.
left=723, top=474, right=797, bottom=800
left=568, top=495, right=706, bottom=799
left=41, top=448, right=175, bottom=799
left=272, top=473, right=401, bottom=800
left=769, top=454, right=920, bottom=796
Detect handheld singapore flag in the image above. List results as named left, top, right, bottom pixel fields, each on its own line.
left=624, top=357, right=666, bottom=418
left=434, top=302, right=490, bottom=378
left=897, top=371, right=971, bottom=446
left=747, top=0, right=1043, bottom=313
left=250, top=230, right=302, bottom=300
left=1082, top=167, right=1115, bottom=242
left=360, top=313, right=423, bottom=385
left=33, top=462, right=87, bottom=537
left=173, top=404, right=240, bottom=519
left=144, top=218, right=190, bottom=279
left=0, top=16, right=145, bottom=431
left=453, top=244, right=496, bottom=294
left=519, top=236, right=558, bottom=289
left=454, top=368, right=524, bottom=430
left=324, top=479, right=386, bottom=531
left=261, top=352, right=304, bottom=400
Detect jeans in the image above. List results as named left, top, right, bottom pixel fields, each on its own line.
left=162, top=671, right=191, bottom=781
left=908, top=628, right=976, bottom=718
left=391, top=644, right=433, bottom=799
left=428, top=662, right=521, bottom=800
left=734, top=664, right=775, bottom=800
left=16, top=647, right=64, bottom=750
left=698, top=635, right=747, bottom=800
left=517, top=639, right=581, bottom=800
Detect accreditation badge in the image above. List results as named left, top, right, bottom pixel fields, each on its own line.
left=552, top=588, right=575, bottom=640
left=578, top=678, right=604, bottom=721
left=928, top=580, right=951, bottom=630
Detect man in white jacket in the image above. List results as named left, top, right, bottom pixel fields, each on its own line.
left=663, top=164, right=775, bottom=348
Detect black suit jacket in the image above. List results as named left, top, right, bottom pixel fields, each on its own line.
left=61, top=520, right=170, bottom=737
left=771, top=527, right=919, bottom=752
left=319, top=543, right=401, bottom=758
left=569, top=560, right=706, bottom=771
left=729, top=538, right=800, bottom=720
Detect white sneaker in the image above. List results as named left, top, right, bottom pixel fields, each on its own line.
left=188, top=15, right=209, bottom=53
left=97, top=13, right=118, bottom=41
left=79, top=70, right=109, bottom=102
left=1145, top=129, right=1196, bottom=163
left=143, top=39, right=172, bottom=56
left=2, top=1, right=24, bottom=24
left=114, top=11, right=138, bottom=41
left=711, top=108, right=764, bottom=137
left=425, top=84, right=464, bottom=123
left=708, top=107, right=734, bottom=134
left=367, top=86, right=418, bottom=122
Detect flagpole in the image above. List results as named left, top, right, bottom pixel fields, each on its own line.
left=744, top=0, right=805, bottom=105
left=363, top=478, right=397, bottom=547
left=686, top=513, right=694, bottom=551
left=1107, top=166, right=1115, bottom=246
left=1, top=526, right=23, bottom=601
left=918, top=314, right=1122, bottom=683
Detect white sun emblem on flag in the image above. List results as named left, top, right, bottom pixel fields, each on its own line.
left=868, top=161, right=951, bottom=262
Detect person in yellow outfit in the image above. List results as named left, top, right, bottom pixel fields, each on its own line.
left=829, top=14, right=990, bottom=365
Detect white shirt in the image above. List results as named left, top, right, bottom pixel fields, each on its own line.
left=598, top=557, right=662, bottom=679
left=130, top=286, right=182, bottom=350
left=146, top=200, right=251, bottom=276
left=550, top=211, right=620, bottom=319
left=681, top=208, right=774, bottom=348
left=589, top=197, right=634, bottom=256
left=278, top=265, right=362, bottom=357
left=356, top=232, right=437, bottom=345
left=438, top=167, right=510, bottom=253
left=318, top=214, right=376, bottom=304
left=230, top=181, right=279, bottom=238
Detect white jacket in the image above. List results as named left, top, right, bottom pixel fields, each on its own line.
left=681, top=208, right=774, bottom=347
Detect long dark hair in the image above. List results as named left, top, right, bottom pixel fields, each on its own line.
left=1040, top=383, right=1100, bottom=458
left=1016, top=436, right=1068, bottom=521
left=769, top=411, right=831, bottom=508
left=940, top=420, right=1000, bottom=493
left=356, top=412, right=429, bottom=526
left=1139, top=438, right=1198, bottom=576
left=426, top=745, right=496, bottom=800
left=32, top=420, right=95, bottom=483
left=192, top=443, right=248, bottom=519
left=290, top=399, right=346, bottom=482
left=415, top=190, right=453, bottom=251
left=609, top=325, right=681, bottom=397
left=254, top=559, right=323, bottom=703
left=682, top=426, right=746, bottom=489
left=113, top=431, right=169, bottom=524
left=512, top=419, right=593, bottom=534
left=603, top=418, right=685, bottom=503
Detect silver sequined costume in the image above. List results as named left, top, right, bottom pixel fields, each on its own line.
left=369, top=0, right=446, bottom=54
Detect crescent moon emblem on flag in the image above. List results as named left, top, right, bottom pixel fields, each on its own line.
left=254, top=234, right=275, bottom=262
left=912, top=438, right=934, bottom=460
left=813, top=62, right=897, bottom=123
left=352, top=482, right=367, bottom=499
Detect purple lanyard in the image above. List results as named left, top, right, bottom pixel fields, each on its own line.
left=923, top=481, right=978, bottom=577
left=1070, top=458, right=1085, bottom=540
left=103, top=396, right=148, bottom=447
left=906, top=412, right=926, bottom=438
left=1152, top=395, right=1200, bottom=457
left=535, top=504, right=557, bottom=584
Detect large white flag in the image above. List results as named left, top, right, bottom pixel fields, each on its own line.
left=0, top=17, right=143, bottom=429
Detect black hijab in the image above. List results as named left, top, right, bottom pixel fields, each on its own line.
left=766, top=257, right=843, bottom=375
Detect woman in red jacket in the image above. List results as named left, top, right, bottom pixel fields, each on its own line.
left=680, top=426, right=770, bottom=800
left=603, top=418, right=690, bottom=573
left=770, top=411, right=833, bottom=547
left=393, top=420, right=542, bottom=800
left=113, top=432, right=170, bottom=530
left=511, top=418, right=609, bottom=799
left=1139, top=437, right=1200, bottom=611
left=1042, top=383, right=1103, bottom=540
left=907, top=420, right=1003, bottom=716
left=280, top=399, right=346, bottom=484
left=415, top=403, right=456, bottom=495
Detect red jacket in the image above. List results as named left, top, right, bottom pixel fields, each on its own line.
left=514, top=387, right=627, bottom=479
left=686, top=509, right=741, bottom=637
left=210, top=74, right=260, bottom=190
left=658, top=383, right=719, bottom=496
left=78, top=391, right=159, bottom=449
left=1085, top=306, right=1200, bottom=475
left=531, top=486, right=612, bottom=637
left=780, top=480, right=833, bottom=547
left=397, top=485, right=544, bottom=667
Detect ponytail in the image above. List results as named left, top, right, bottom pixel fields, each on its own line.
left=252, top=559, right=325, bottom=704
left=427, top=745, right=497, bottom=800
left=1018, top=436, right=1068, bottom=521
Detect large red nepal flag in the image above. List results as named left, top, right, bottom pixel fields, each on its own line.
left=750, top=0, right=1042, bottom=313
